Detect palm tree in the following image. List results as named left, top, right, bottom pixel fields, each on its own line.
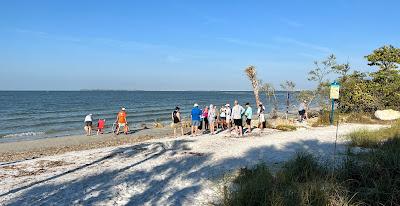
left=245, top=65, right=261, bottom=106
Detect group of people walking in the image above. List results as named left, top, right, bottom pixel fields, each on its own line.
left=171, top=100, right=268, bottom=137
left=84, top=100, right=308, bottom=137
left=84, top=107, right=129, bottom=136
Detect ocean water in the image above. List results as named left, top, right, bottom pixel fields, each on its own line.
left=0, top=91, right=300, bottom=143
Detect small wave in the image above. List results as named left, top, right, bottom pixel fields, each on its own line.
left=2, top=131, right=45, bottom=138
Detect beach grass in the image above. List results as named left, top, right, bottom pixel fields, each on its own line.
left=347, top=120, right=400, bottom=148
left=275, top=124, right=297, bottom=131
left=220, top=121, right=400, bottom=205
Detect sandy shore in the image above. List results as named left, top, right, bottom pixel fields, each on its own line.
left=0, top=123, right=384, bottom=205
left=0, top=127, right=185, bottom=162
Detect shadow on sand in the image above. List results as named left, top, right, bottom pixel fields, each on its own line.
left=2, top=137, right=342, bottom=206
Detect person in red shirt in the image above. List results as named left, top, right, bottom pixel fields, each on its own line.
left=115, top=107, right=129, bottom=135
left=97, top=119, right=106, bottom=135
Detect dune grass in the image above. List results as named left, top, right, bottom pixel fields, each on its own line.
left=311, top=111, right=385, bottom=127
left=347, top=120, right=400, bottom=147
left=275, top=124, right=297, bottom=131
left=220, top=121, right=400, bottom=206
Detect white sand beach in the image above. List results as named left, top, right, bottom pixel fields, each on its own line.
left=0, top=124, right=384, bottom=206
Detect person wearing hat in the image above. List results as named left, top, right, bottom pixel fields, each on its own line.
left=171, top=106, right=184, bottom=137
left=84, top=114, right=93, bottom=136
left=191, top=103, right=202, bottom=137
left=116, top=107, right=129, bottom=135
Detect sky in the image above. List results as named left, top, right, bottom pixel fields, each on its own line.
left=0, top=0, right=399, bottom=91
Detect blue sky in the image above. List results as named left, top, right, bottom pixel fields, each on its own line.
left=0, top=0, right=399, bottom=90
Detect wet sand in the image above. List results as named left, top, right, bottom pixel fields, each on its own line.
left=0, top=127, right=188, bottom=163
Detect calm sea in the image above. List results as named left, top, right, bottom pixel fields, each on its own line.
left=0, top=91, right=299, bottom=143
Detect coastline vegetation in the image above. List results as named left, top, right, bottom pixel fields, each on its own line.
left=219, top=45, right=400, bottom=205
left=220, top=121, right=400, bottom=206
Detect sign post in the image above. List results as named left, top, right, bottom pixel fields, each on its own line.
left=329, top=81, right=340, bottom=125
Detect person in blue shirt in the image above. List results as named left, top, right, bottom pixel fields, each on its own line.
left=191, top=103, right=202, bottom=136
left=244, top=103, right=253, bottom=134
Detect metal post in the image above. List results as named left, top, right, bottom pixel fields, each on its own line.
left=330, top=99, right=335, bottom=125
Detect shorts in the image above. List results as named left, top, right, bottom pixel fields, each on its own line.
left=234, top=119, right=242, bottom=126
left=246, top=119, right=252, bottom=125
left=192, top=120, right=201, bottom=127
left=220, top=117, right=226, bottom=120
left=85, top=121, right=92, bottom=127
left=172, top=122, right=182, bottom=128
left=299, top=110, right=306, bottom=116
left=259, top=114, right=265, bottom=123
left=118, top=123, right=127, bottom=127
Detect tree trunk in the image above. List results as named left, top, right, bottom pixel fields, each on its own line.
left=252, top=80, right=261, bottom=106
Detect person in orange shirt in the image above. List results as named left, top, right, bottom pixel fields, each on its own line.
left=115, top=107, right=129, bottom=135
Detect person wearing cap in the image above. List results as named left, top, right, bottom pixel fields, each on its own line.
left=244, top=103, right=253, bottom=134
left=232, top=100, right=245, bottom=137
left=116, top=107, right=129, bottom=135
left=171, top=106, right=184, bottom=137
left=84, top=114, right=93, bottom=136
left=191, top=103, right=202, bottom=137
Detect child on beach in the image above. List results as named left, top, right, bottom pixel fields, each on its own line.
left=97, top=119, right=105, bottom=135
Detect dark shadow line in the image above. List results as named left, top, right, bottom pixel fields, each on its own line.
left=0, top=143, right=163, bottom=198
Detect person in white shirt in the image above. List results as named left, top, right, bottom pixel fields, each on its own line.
left=219, top=106, right=226, bottom=129
left=208, top=104, right=216, bottom=135
left=231, top=100, right=245, bottom=137
left=225, top=104, right=232, bottom=131
left=84, top=114, right=93, bottom=136
left=257, top=103, right=266, bottom=130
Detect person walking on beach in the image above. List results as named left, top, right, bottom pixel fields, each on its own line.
left=208, top=104, right=217, bottom=135
left=202, top=106, right=209, bottom=131
left=258, top=103, right=266, bottom=130
left=191, top=103, right=202, bottom=137
left=298, top=100, right=307, bottom=122
left=225, top=104, right=232, bottom=131
left=97, top=119, right=105, bottom=135
left=84, top=114, right=93, bottom=136
left=244, top=103, right=253, bottom=134
left=219, top=106, right=227, bottom=130
left=116, top=107, right=129, bottom=135
left=232, top=100, right=245, bottom=137
left=172, top=106, right=184, bottom=137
